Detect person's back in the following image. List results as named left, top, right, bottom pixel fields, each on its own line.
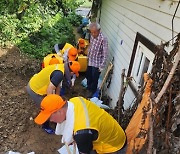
left=29, top=64, right=64, bottom=95
left=42, top=54, right=63, bottom=68
left=34, top=95, right=127, bottom=153
left=69, top=97, right=126, bottom=153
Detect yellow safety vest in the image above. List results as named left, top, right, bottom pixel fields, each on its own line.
left=61, top=43, right=73, bottom=55
left=69, top=97, right=126, bottom=154
left=43, top=54, right=63, bottom=68
left=29, top=64, right=64, bottom=95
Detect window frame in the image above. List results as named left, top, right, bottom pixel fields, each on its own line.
left=127, top=32, right=156, bottom=94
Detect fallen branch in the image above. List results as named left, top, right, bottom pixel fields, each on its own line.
left=147, top=99, right=153, bottom=154
left=154, top=45, right=180, bottom=104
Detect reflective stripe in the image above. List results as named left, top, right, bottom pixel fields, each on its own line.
left=55, top=64, right=58, bottom=70
left=79, top=97, right=90, bottom=127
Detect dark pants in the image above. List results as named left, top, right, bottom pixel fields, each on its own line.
left=26, top=83, right=44, bottom=107
left=86, top=66, right=101, bottom=93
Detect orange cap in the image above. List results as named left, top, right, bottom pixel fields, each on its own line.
left=34, top=94, right=65, bottom=125
left=79, top=39, right=85, bottom=48
left=49, top=57, right=60, bottom=65
left=68, top=47, right=78, bottom=61
left=69, top=61, right=81, bottom=77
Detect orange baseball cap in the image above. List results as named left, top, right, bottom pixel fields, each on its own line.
left=49, top=56, right=60, bottom=65
left=68, top=47, right=78, bottom=61
left=34, top=94, right=65, bottom=125
left=69, top=61, right=81, bottom=77
left=79, top=39, right=85, bottom=48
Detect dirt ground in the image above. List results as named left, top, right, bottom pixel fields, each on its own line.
left=0, top=46, right=88, bottom=154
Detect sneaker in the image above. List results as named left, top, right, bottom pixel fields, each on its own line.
left=42, top=126, right=55, bottom=134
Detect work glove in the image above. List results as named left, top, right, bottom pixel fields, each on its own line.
left=57, top=52, right=62, bottom=57
left=99, top=67, right=103, bottom=72
left=71, top=78, right=75, bottom=87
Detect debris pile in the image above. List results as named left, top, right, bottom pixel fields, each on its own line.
left=116, top=33, right=180, bottom=153
left=150, top=34, right=180, bottom=153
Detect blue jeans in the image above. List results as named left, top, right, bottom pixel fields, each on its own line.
left=86, top=66, right=101, bottom=93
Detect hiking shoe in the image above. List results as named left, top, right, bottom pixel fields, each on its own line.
left=42, top=126, right=55, bottom=134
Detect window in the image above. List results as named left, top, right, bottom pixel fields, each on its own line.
left=128, top=33, right=156, bottom=90
left=131, top=42, right=154, bottom=87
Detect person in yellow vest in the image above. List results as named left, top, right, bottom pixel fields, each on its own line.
left=54, top=43, right=78, bottom=62
left=42, top=45, right=78, bottom=69
left=26, top=60, right=80, bottom=134
left=41, top=54, right=63, bottom=68
left=61, top=60, right=81, bottom=96
left=62, top=46, right=78, bottom=62
left=54, top=43, right=73, bottom=56
left=34, top=94, right=127, bottom=154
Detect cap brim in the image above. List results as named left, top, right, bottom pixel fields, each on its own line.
left=34, top=111, right=51, bottom=125
left=54, top=44, right=60, bottom=54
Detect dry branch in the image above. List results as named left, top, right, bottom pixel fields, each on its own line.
left=154, top=45, right=180, bottom=104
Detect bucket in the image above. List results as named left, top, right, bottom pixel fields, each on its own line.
left=78, top=55, right=88, bottom=72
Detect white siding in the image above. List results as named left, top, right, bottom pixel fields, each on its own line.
left=99, top=0, right=180, bottom=108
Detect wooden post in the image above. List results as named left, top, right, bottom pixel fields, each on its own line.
left=117, top=69, right=126, bottom=124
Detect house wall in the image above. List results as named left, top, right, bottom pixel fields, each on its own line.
left=99, top=0, right=180, bottom=109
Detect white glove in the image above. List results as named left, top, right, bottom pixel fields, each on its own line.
left=71, top=78, right=75, bottom=87
left=99, top=67, right=103, bottom=72
left=57, top=52, right=62, bottom=56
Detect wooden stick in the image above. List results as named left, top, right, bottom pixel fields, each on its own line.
left=117, top=69, right=125, bottom=124
left=99, top=62, right=113, bottom=99
left=165, top=86, right=172, bottom=147
left=99, top=62, right=113, bottom=90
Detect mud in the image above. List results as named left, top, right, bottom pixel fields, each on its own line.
left=0, top=46, right=87, bottom=154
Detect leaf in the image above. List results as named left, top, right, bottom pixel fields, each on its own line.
left=51, top=0, right=56, bottom=4
left=18, top=2, right=28, bottom=14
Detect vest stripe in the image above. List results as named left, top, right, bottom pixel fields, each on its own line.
left=55, top=64, right=58, bottom=69
left=79, top=97, right=90, bottom=127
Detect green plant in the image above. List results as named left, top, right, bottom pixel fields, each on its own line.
left=0, top=0, right=80, bottom=58
left=67, top=12, right=83, bottom=26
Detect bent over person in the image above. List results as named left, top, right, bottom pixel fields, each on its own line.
left=26, top=60, right=80, bottom=134
left=34, top=94, right=127, bottom=154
